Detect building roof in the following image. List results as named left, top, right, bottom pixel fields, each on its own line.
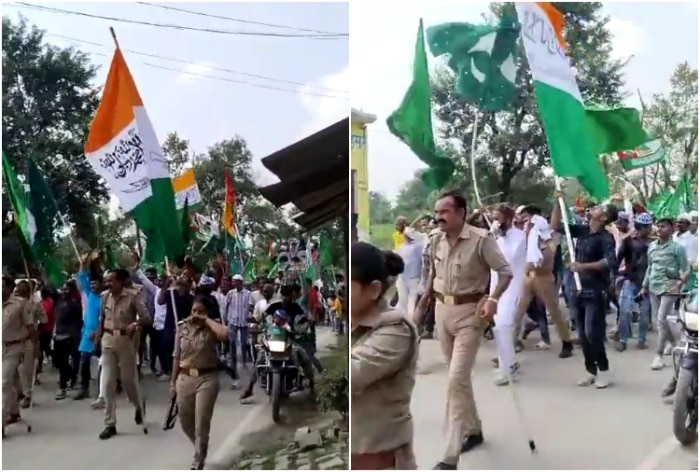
left=351, top=108, right=377, bottom=124
left=258, top=118, right=348, bottom=231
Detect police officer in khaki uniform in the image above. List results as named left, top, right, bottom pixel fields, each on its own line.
left=2, top=276, right=35, bottom=437
left=94, top=269, right=151, bottom=440
left=351, top=243, right=419, bottom=470
left=14, top=280, right=46, bottom=408
left=414, top=191, right=512, bottom=470
left=171, top=295, right=229, bottom=470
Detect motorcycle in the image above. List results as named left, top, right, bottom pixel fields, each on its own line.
left=672, top=291, right=698, bottom=445
left=258, top=323, right=304, bottom=423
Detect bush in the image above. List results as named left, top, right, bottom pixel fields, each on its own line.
left=316, top=343, right=348, bottom=420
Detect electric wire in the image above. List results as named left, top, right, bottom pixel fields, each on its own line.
left=135, top=2, right=345, bottom=36
left=7, top=3, right=347, bottom=39
left=47, top=32, right=348, bottom=95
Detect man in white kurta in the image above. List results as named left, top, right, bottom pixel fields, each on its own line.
left=490, top=209, right=527, bottom=386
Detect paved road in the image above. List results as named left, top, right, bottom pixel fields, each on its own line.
left=412, top=317, right=697, bottom=470
left=3, top=328, right=338, bottom=470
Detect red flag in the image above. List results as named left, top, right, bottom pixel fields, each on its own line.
left=222, top=169, right=236, bottom=236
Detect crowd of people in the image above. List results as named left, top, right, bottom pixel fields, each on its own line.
left=351, top=189, right=698, bottom=470
left=2, top=248, right=345, bottom=469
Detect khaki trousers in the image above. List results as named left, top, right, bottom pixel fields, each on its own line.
left=514, top=275, right=571, bottom=343
left=176, top=372, right=220, bottom=466
left=3, top=344, right=24, bottom=425
left=102, top=334, right=143, bottom=426
left=435, top=300, right=485, bottom=465
left=19, top=340, right=36, bottom=397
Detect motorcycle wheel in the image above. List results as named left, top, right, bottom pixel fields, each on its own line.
left=272, top=372, right=282, bottom=424
left=672, top=368, right=698, bottom=446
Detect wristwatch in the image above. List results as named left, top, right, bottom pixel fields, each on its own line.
left=487, top=296, right=499, bottom=304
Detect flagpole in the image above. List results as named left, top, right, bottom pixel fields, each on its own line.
left=109, top=27, right=120, bottom=49
left=554, top=177, right=582, bottom=291
left=469, top=111, right=493, bottom=230
left=163, top=256, right=181, bottom=328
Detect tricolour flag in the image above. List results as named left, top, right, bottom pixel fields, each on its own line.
left=85, top=48, right=184, bottom=264
left=172, top=168, right=202, bottom=211
left=515, top=2, right=609, bottom=200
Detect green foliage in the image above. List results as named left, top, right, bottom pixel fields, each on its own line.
left=2, top=16, right=109, bottom=242
left=316, top=345, right=348, bottom=419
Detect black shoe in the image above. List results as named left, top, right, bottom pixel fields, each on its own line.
left=559, top=342, right=573, bottom=359
left=73, top=389, right=89, bottom=400
left=99, top=426, right=117, bottom=440
left=615, top=342, right=627, bottom=352
left=135, top=408, right=143, bottom=425
left=460, top=432, right=484, bottom=453
left=116, top=382, right=123, bottom=395
left=433, top=462, right=457, bottom=470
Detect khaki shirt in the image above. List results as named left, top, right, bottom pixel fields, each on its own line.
left=429, top=223, right=511, bottom=296
left=100, top=288, right=151, bottom=348
left=173, top=318, right=219, bottom=370
left=351, top=301, right=418, bottom=454
left=3, top=295, right=34, bottom=342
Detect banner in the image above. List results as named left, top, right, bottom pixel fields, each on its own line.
left=172, top=168, right=202, bottom=210
left=616, top=139, right=667, bottom=171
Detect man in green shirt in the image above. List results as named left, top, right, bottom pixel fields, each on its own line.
left=642, top=218, right=689, bottom=370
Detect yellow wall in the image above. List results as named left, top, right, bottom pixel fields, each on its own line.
left=351, top=121, right=370, bottom=237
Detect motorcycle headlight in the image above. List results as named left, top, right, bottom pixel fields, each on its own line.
left=267, top=340, right=287, bottom=353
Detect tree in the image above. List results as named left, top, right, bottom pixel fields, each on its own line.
left=431, top=2, right=626, bottom=205
left=645, top=62, right=698, bottom=189
left=369, top=191, right=394, bottom=224
left=2, top=16, right=109, bottom=243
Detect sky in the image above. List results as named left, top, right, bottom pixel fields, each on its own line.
left=3, top=1, right=349, bottom=192
left=351, top=1, right=699, bottom=200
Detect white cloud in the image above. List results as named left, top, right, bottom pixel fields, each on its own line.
left=297, top=67, right=350, bottom=139
left=607, top=16, right=644, bottom=61
left=177, top=63, right=215, bottom=83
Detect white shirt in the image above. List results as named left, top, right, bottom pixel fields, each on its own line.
left=153, top=287, right=168, bottom=330
left=397, top=234, right=424, bottom=281
left=490, top=227, right=527, bottom=295
left=675, top=231, right=698, bottom=265
left=252, top=298, right=270, bottom=322
left=214, top=290, right=228, bottom=321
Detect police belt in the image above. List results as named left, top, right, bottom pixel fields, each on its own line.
left=178, top=366, right=218, bottom=377
left=434, top=292, right=485, bottom=306
left=103, top=328, right=132, bottom=337
left=3, top=336, right=29, bottom=347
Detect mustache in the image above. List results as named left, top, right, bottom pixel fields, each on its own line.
left=436, top=218, right=447, bottom=225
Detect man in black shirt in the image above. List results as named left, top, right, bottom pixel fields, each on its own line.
left=551, top=191, right=617, bottom=389
left=53, top=283, right=83, bottom=400
left=616, top=213, right=653, bottom=351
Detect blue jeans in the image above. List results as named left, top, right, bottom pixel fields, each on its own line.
left=571, top=291, right=609, bottom=375
left=228, top=324, right=251, bottom=378
left=618, top=280, right=651, bottom=344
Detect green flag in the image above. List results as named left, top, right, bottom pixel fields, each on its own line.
left=387, top=19, right=455, bottom=189
left=616, top=139, right=667, bottom=171
left=656, top=174, right=696, bottom=219
left=318, top=235, right=333, bottom=268
left=584, top=107, right=651, bottom=156
left=426, top=17, right=519, bottom=111
left=25, top=158, right=64, bottom=285
left=2, top=152, right=34, bottom=268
